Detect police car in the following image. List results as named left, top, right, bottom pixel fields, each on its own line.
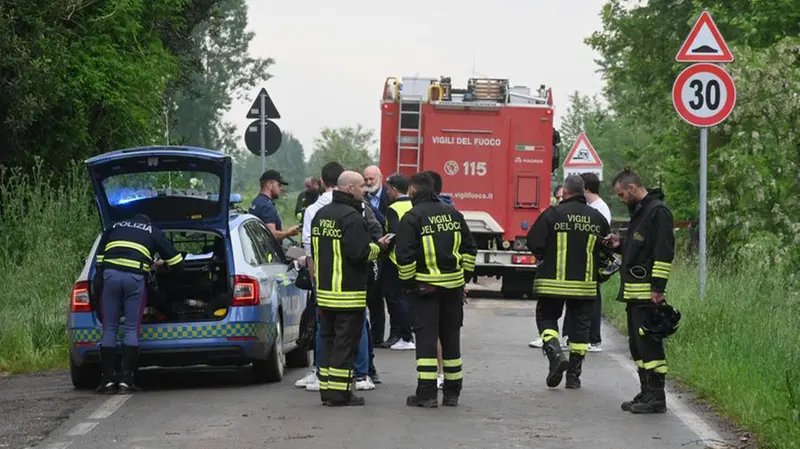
left=68, top=146, right=309, bottom=388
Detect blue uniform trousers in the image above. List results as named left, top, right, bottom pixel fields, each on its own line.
left=100, top=269, right=147, bottom=348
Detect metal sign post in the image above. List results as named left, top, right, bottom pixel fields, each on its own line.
left=244, top=87, right=282, bottom=163
left=672, top=10, right=735, bottom=300
left=699, top=127, right=708, bottom=298
left=260, top=90, right=266, bottom=174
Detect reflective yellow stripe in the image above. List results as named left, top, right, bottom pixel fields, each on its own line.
left=327, top=381, right=350, bottom=391
left=652, top=261, right=672, bottom=279
left=332, top=239, right=343, bottom=292
left=569, top=342, right=589, bottom=356
left=444, top=371, right=463, bottom=380
left=534, top=279, right=596, bottom=297
left=452, top=231, right=462, bottom=268
left=585, top=234, right=597, bottom=282
left=443, top=358, right=462, bottom=367
left=312, top=237, right=320, bottom=281
left=623, top=282, right=652, bottom=300
left=635, top=360, right=645, bottom=368
left=96, top=255, right=104, bottom=262
left=643, top=360, right=667, bottom=373
left=422, top=235, right=440, bottom=275
left=462, top=253, right=476, bottom=271
left=556, top=232, right=567, bottom=280
left=398, top=261, right=416, bottom=280
left=165, top=253, right=183, bottom=266
left=368, top=242, right=381, bottom=261
left=417, top=358, right=438, bottom=366
left=328, top=367, right=351, bottom=377
left=542, top=329, right=560, bottom=342
left=418, top=372, right=439, bottom=380
left=416, top=271, right=465, bottom=288
left=105, top=240, right=151, bottom=259
left=103, top=258, right=147, bottom=272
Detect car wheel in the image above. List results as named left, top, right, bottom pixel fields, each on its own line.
left=286, top=340, right=312, bottom=369
left=252, top=313, right=285, bottom=383
left=70, top=354, right=101, bottom=390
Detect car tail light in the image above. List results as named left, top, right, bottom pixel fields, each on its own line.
left=71, top=281, right=91, bottom=313
left=233, top=275, right=260, bottom=306
left=512, top=255, right=537, bottom=265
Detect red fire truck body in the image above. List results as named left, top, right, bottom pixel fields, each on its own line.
left=378, top=76, right=562, bottom=297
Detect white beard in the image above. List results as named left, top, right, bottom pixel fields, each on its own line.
left=366, top=184, right=380, bottom=194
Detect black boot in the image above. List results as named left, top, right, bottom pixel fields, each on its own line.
left=406, top=394, right=438, bottom=408
left=441, top=395, right=459, bottom=407
left=118, top=345, right=140, bottom=394
left=543, top=338, right=569, bottom=388
left=621, top=368, right=648, bottom=411
left=329, top=393, right=366, bottom=407
left=565, top=353, right=584, bottom=389
left=96, top=347, right=118, bottom=394
left=630, top=371, right=667, bottom=414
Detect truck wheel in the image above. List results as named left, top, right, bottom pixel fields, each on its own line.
left=253, top=313, right=285, bottom=383
left=70, top=355, right=101, bottom=390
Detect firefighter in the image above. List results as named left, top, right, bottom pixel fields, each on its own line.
left=395, top=172, right=477, bottom=408
left=93, top=214, right=184, bottom=394
left=604, top=167, right=675, bottom=414
left=310, top=171, right=391, bottom=406
left=526, top=175, right=610, bottom=389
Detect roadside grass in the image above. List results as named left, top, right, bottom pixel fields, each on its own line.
left=0, top=163, right=99, bottom=373
left=601, top=261, right=800, bottom=449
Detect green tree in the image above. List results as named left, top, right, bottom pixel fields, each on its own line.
left=169, top=0, right=273, bottom=152
left=307, top=125, right=378, bottom=177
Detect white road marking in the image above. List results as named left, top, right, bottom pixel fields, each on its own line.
left=66, top=421, right=99, bottom=436
left=88, top=394, right=131, bottom=420
left=38, top=443, right=73, bottom=449
left=608, top=352, right=728, bottom=449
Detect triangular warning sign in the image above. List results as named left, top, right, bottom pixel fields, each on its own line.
left=246, top=88, right=281, bottom=119
left=676, top=11, right=734, bottom=63
left=563, top=132, right=603, bottom=168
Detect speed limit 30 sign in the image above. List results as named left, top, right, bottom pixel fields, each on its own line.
left=672, top=63, right=736, bottom=127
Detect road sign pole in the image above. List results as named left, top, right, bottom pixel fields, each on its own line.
left=699, top=127, right=708, bottom=300
left=260, top=91, right=266, bottom=174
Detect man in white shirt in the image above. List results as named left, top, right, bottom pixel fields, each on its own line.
left=577, top=172, right=611, bottom=352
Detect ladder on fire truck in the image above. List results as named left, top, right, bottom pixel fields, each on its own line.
left=396, top=94, right=423, bottom=173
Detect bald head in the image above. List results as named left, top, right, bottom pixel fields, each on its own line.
left=338, top=171, right=366, bottom=201
left=363, top=165, right=383, bottom=194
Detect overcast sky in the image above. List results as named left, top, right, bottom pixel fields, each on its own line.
left=224, top=0, right=607, bottom=157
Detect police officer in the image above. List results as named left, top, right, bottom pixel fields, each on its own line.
left=604, top=168, right=675, bottom=414
left=526, top=175, right=610, bottom=390
left=250, top=169, right=300, bottom=241
left=94, top=214, right=184, bottom=394
left=395, top=172, right=477, bottom=408
left=310, top=171, right=391, bottom=406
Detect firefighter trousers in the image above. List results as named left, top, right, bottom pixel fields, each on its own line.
left=408, top=287, right=464, bottom=400
left=536, top=297, right=594, bottom=356
left=626, top=302, right=667, bottom=374
left=318, top=309, right=365, bottom=404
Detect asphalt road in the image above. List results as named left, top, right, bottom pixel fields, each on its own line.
left=13, top=289, right=739, bottom=449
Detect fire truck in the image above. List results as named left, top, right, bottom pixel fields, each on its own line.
left=378, top=75, right=562, bottom=298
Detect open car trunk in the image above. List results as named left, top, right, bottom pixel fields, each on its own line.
left=143, top=229, right=232, bottom=324
left=93, top=230, right=233, bottom=324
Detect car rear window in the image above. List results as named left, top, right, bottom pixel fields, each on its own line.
left=102, top=170, right=221, bottom=206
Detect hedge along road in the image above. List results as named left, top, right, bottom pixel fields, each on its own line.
left=18, top=282, right=740, bottom=449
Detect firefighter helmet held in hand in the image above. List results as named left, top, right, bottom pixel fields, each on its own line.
left=639, top=302, right=681, bottom=341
